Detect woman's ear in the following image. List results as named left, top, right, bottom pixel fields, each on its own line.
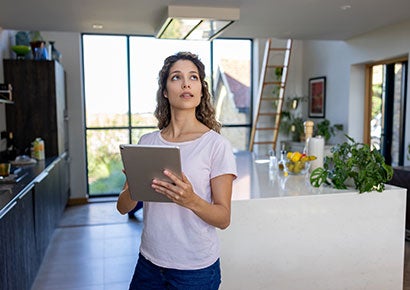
left=163, top=90, right=168, bottom=98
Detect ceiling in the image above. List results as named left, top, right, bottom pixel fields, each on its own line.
left=1, top=0, right=410, bottom=40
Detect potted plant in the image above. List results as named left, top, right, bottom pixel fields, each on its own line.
left=280, top=113, right=305, bottom=142
left=310, top=135, right=393, bottom=193
left=275, top=67, right=283, bottom=82
left=279, top=95, right=307, bottom=142
left=314, top=119, right=344, bottom=143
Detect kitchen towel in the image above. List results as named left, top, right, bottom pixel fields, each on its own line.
left=308, top=136, right=325, bottom=172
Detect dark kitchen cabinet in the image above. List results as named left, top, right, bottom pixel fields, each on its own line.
left=34, top=156, right=69, bottom=261
left=3, top=59, right=67, bottom=158
left=0, top=156, right=69, bottom=290
left=0, top=185, right=37, bottom=290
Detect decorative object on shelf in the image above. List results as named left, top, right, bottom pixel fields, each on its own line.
left=11, top=45, right=31, bottom=60
left=310, top=135, right=393, bottom=193
left=29, top=31, right=48, bottom=60
left=15, top=31, right=30, bottom=46
left=30, top=41, right=48, bottom=60
left=308, top=76, right=326, bottom=118
left=49, top=41, right=62, bottom=62
left=14, top=31, right=31, bottom=60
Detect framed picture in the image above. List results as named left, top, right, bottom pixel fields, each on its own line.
left=308, top=76, right=326, bottom=118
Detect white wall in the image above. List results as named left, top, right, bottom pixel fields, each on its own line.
left=0, top=29, right=12, bottom=152
left=302, top=20, right=410, bottom=165
left=41, top=31, right=87, bottom=199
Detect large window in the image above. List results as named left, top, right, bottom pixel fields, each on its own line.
left=82, top=35, right=252, bottom=196
left=366, top=58, right=408, bottom=166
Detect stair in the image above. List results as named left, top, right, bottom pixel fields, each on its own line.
left=249, top=38, right=293, bottom=153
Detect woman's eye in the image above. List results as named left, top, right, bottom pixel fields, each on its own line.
left=191, top=75, right=199, bottom=80
left=171, top=75, right=180, bottom=81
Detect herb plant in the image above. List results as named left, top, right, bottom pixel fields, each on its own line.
left=310, top=135, right=393, bottom=193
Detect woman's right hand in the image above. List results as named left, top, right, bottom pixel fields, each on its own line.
left=116, top=180, right=138, bottom=215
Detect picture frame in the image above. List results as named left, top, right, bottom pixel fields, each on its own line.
left=308, top=76, right=326, bottom=118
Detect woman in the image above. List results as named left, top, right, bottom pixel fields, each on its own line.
left=117, top=51, right=237, bottom=289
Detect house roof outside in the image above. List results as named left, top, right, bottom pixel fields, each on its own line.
left=217, top=59, right=250, bottom=110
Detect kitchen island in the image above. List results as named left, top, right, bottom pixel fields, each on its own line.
left=218, top=151, right=406, bottom=290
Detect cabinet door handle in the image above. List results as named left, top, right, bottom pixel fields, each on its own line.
left=35, top=171, right=49, bottom=183
left=0, top=201, right=17, bottom=219
left=18, top=183, right=35, bottom=200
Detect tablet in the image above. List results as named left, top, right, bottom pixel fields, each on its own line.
left=119, top=144, right=182, bottom=202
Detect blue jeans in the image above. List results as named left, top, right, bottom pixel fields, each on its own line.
left=129, top=253, right=221, bottom=290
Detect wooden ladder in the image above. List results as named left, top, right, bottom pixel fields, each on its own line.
left=249, top=38, right=293, bottom=153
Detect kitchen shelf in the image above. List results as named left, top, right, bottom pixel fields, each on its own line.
left=0, top=86, right=13, bottom=104
left=0, top=98, right=13, bottom=104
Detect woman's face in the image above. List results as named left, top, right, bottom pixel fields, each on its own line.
left=164, top=59, right=202, bottom=110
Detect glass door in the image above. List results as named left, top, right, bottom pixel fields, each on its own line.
left=369, top=60, right=407, bottom=166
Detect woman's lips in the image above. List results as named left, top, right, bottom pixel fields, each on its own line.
left=180, top=93, right=193, bottom=98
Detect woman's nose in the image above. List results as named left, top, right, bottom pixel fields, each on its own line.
left=182, top=80, right=191, bottom=89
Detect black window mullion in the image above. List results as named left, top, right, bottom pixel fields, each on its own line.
left=126, top=36, right=132, bottom=144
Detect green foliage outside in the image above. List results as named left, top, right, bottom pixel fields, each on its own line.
left=372, top=84, right=382, bottom=119
left=86, top=114, right=157, bottom=196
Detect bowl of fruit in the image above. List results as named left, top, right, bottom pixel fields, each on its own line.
left=284, top=151, right=316, bottom=175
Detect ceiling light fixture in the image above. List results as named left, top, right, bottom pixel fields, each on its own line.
left=156, top=5, right=240, bottom=41
left=340, top=5, right=352, bottom=10
left=92, top=24, right=104, bottom=29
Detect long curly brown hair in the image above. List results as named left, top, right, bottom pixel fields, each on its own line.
left=154, top=51, right=221, bottom=133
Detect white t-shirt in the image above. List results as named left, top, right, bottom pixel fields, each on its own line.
left=138, top=130, right=237, bottom=270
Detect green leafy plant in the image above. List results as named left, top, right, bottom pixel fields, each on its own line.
left=275, top=67, right=283, bottom=81
left=280, top=113, right=304, bottom=141
left=315, top=119, right=344, bottom=143
left=279, top=96, right=307, bottom=142
left=310, top=135, right=393, bottom=193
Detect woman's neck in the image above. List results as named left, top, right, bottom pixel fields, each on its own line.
left=161, top=113, right=209, bottom=142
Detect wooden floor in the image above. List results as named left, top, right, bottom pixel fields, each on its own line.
left=32, top=200, right=410, bottom=290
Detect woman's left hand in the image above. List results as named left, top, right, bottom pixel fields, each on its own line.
left=151, top=170, right=198, bottom=207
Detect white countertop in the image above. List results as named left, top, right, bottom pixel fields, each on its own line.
left=232, top=151, right=394, bottom=200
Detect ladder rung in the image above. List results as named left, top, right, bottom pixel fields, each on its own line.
left=261, top=97, right=282, bottom=101
left=266, top=65, right=286, bottom=69
left=255, top=127, right=278, bottom=131
left=269, top=48, right=289, bottom=51
left=259, top=112, right=279, bottom=116
left=253, top=141, right=275, bottom=145
left=263, top=81, right=282, bottom=85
